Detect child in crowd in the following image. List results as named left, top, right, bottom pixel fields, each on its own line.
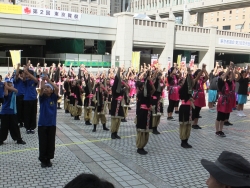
left=38, top=74, right=59, bottom=168
left=0, top=79, right=26, bottom=145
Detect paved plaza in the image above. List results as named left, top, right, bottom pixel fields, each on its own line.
left=1, top=98, right=250, bottom=188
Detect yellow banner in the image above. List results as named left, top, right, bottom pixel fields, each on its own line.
left=177, top=54, right=182, bottom=68
left=131, top=52, right=140, bottom=72
left=10, top=50, right=21, bottom=68
left=0, top=3, right=22, bottom=14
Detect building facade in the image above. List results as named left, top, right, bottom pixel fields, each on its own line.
left=1, top=0, right=110, bottom=16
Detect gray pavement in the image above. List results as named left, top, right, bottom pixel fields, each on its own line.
left=1, top=98, right=250, bottom=188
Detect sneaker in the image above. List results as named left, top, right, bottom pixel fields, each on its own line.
left=219, top=131, right=226, bottom=137
left=215, top=131, right=220, bottom=136
left=137, top=148, right=148, bottom=155
left=41, top=162, right=47, bottom=168
left=192, top=125, right=202, bottom=129
left=30, top=130, right=35, bottom=134
left=224, top=121, right=233, bottom=126
left=209, top=109, right=216, bottom=113
left=241, top=112, right=247, bottom=117
left=17, top=140, right=26, bottom=145
left=237, top=111, right=242, bottom=116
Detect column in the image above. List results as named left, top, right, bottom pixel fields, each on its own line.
left=197, top=12, right=204, bottom=27
left=111, top=12, right=134, bottom=68
left=158, top=19, right=175, bottom=68
left=183, top=9, right=191, bottom=25
left=198, top=26, right=217, bottom=72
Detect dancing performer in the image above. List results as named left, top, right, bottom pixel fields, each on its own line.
left=83, top=73, right=95, bottom=125
left=110, top=68, right=129, bottom=139
left=136, top=71, right=155, bottom=155
left=179, top=67, right=194, bottom=148
left=92, top=83, right=109, bottom=132
left=167, top=67, right=180, bottom=120
left=72, top=80, right=83, bottom=120
left=63, top=77, right=71, bottom=113
left=192, top=64, right=208, bottom=129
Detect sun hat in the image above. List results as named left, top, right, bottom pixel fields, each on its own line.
left=201, top=151, right=250, bottom=187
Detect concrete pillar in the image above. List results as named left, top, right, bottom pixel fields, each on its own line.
left=197, top=12, right=204, bottom=27
left=183, top=9, right=191, bottom=25
left=158, top=19, right=175, bottom=68
left=198, top=26, right=217, bottom=72
left=111, top=12, right=134, bottom=68
left=169, top=10, right=175, bottom=20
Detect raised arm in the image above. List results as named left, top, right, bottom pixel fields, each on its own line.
left=23, top=69, right=38, bottom=83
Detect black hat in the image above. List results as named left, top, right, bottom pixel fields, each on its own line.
left=201, top=151, right=250, bottom=187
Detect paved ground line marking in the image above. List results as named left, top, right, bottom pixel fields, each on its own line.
left=1, top=119, right=249, bottom=155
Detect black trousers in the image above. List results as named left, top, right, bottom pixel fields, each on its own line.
left=38, top=126, right=56, bottom=162
left=167, top=100, right=179, bottom=113
left=0, top=114, right=22, bottom=142
left=16, top=95, right=25, bottom=124
left=24, top=100, right=37, bottom=130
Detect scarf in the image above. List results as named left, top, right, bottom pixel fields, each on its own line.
left=10, top=92, right=17, bottom=114
left=116, top=69, right=121, bottom=93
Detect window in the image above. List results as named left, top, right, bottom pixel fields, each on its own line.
left=235, top=24, right=244, bottom=30
left=217, top=12, right=219, bottom=16
left=236, top=16, right=238, bottom=20
left=217, top=18, right=219, bottom=22
left=236, top=9, right=239, bottom=13
left=243, top=15, right=245, bottom=19
left=211, top=13, right=213, bottom=16
left=229, top=10, right=232, bottom=14
left=229, top=16, right=231, bottom=20
left=222, top=25, right=231, bottom=30
left=223, top=17, right=225, bottom=21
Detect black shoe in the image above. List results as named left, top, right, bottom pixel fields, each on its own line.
left=167, top=117, right=175, bottom=121
left=65, top=110, right=69, bottom=113
left=103, top=124, right=109, bottom=131
left=192, top=125, right=201, bottom=129
left=57, top=107, right=62, bottom=109
left=224, top=121, right=233, bottom=126
left=111, top=133, right=116, bottom=139
left=115, top=132, right=121, bottom=139
left=219, top=131, right=226, bottom=137
left=19, top=122, right=24, bottom=128
left=85, top=121, right=92, bottom=125
left=152, top=127, right=160, bottom=135
left=128, top=107, right=132, bottom=110
left=0, top=141, right=3, bottom=146
left=26, top=130, right=30, bottom=134
left=46, top=159, right=52, bottom=167
left=199, top=115, right=202, bottom=118
left=121, top=119, right=127, bottom=122
left=92, top=125, right=97, bottom=132
left=17, top=140, right=26, bottom=145
left=175, top=111, right=179, bottom=114
left=137, top=148, right=148, bottom=155
left=30, top=130, right=35, bottom=134
left=41, top=162, right=47, bottom=168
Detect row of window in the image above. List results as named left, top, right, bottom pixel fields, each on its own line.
left=205, top=15, right=247, bottom=23
left=206, top=8, right=247, bottom=17
left=222, top=24, right=250, bottom=30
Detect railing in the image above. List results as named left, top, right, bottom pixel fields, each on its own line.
left=134, top=19, right=167, bottom=28
left=175, top=25, right=210, bottom=34
left=216, top=30, right=250, bottom=38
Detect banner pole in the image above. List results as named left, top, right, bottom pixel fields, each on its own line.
left=8, top=57, right=9, bottom=71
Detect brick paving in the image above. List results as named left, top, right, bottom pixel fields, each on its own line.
left=1, top=96, right=250, bottom=187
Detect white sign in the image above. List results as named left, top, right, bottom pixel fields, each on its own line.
left=22, top=6, right=81, bottom=21
left=219, top=38, right=250, bottom=47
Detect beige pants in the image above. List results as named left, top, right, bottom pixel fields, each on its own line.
left=64, top=99, right=69, bottom=111
left=179, top=122, right=191, bottom=140
left=92, top=109, right=106, bottom=125
left=152, top=116, right=161, bottom=128
left=84, top=107, right=92, bottom=121
left=110, top=118, right=121, bottom=133
left=77, top=106, right=82, bottom=116
left=123, top=107, right=128, bottom=118
left=136, top=132, right=149, bottom=148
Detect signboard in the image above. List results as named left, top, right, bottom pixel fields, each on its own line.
left=189, top=55, right=195, bottom=68
left=151, top=54, right=158, bottom=66
left=181, top=57, right=186, bottom=67
left=167, top=57, right=171, bottom=70
left=0, top=3, right=22, bottom=14
left=64, top=61, right=111, bottom=67
left=22, top=6, right=81, bottom=20
left=219, top=38, right=250, bottom=48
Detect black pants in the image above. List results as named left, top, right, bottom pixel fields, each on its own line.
left=217, top=112, right=230, bottom=121
left=192, top=106, right=201, bottom=120
left=16, top=95, right=25, bottom=124
left=0, top=114, right=22, bottom=142
left=24, top=100, right=37, bottom=130
left=38, top=126, right=56, bottom=162
left=167, top=100, right=179, bottom=113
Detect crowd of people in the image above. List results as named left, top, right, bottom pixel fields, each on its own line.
left=1, top=60, right=250, bottom=187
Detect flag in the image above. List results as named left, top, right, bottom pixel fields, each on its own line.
left=132, top=52, right=140, bottom=72
left=177, top=55, right=182, bottom=67
left=10, top=50, right=21, bottom=68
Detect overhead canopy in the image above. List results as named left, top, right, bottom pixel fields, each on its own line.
left=133, top=14, right=151, bottom=20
